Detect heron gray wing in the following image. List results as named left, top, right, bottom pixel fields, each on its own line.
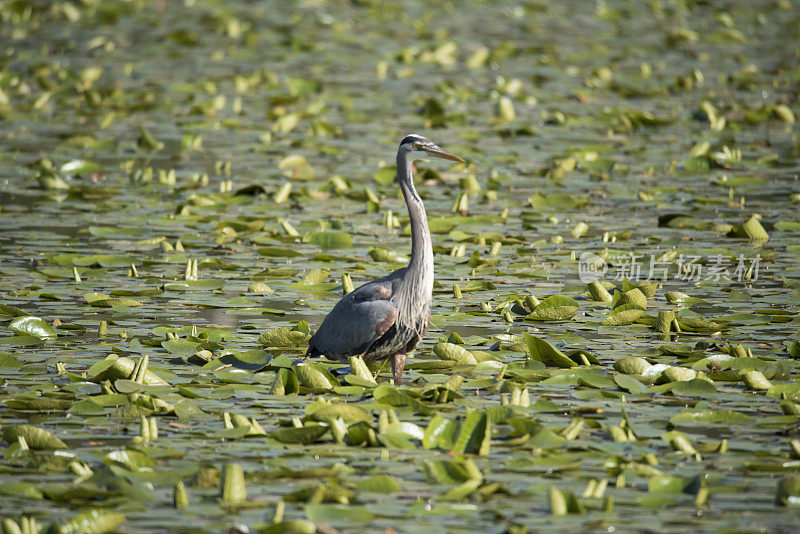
left=308, top=277, right=399, bottom=359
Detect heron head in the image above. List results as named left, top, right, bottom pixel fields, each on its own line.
left=399, top=134, right=465, bottom=163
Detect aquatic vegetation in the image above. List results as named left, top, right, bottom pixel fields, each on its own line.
left=0, top=0, right=798, bottom=532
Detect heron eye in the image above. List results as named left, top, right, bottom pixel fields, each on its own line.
left=413, top=143, right=420, bottom=150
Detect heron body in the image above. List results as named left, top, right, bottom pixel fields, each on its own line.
left=306, top=134, right=464, bottom=386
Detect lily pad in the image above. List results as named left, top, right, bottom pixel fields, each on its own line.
left=451, top=411, right=491, bottom=456
left=526, top=295, right=580, bottom=321
left=602, top=304, right=646, bottom=326
left=433, top=342, right=477, bottom=365
left=525, top=334, right=578, bottom=368
left=307, top=231, right=353, bottom=250
left=270, top=426, right=328, bottom=444
left=8, top=316, right=57, bottom=339
left=1, top=424, right=67, bottom=449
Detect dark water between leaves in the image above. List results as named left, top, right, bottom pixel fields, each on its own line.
left=1, top=0, right=799, bottom=532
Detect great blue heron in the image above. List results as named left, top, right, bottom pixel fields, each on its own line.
left=306, top=134, right=465, bottom=386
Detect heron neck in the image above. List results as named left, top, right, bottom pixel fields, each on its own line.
left=397, top=154, right=433, bottom=294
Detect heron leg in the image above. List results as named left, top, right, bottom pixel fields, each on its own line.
left=391, top=353, right=406, bottom=386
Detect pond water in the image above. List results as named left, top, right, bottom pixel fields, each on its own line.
left=0, top=0, right=799, bottom=532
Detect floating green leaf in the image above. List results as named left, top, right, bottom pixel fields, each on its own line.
left=525, top=334, right=578, bottom=368
left=451, top=411, right=491, bottom=456
left=602, top=304, right=645, bottom=326
left=374, top=166, right=397, bottom=186
left=258, top=247, right=304, bottom=258
left=307, top=231, right=353, bottom=250
left=59, top=509, right=126, bottom=534
left=741, top=214, right=769, bottom=241
left=355, top=475, right=401, bottom=493
left=294, top=362, right=337, bottom=390
left=87, top=355, right=169, bottom=386
left=526, top=295, right=579, bottom=321
left=671, top=379, right=717, bottom=396
left=163, top=280, right=225, bottom=291
left=305, top=504, right=374, bottom=526
left=308, top=403, right=372, bottom=424
left=1, top=424, right=67, bottom=449
left=259, top=326, right=311, bottom=348
left=433, top=342, right=477, bottom=365
left=61, top=159, right=102, bottom=175
left=161, top=339, right=200, bottom=355
left=269, top=425, right=327, bottom=444
left=368, top=247, right=408, bottom=263
left=614, top=373, right=651, bottom=394
left=8, top=316, right=56, bottom=339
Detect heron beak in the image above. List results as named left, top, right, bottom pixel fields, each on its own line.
left=422, top=145, right=465, bottom=163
